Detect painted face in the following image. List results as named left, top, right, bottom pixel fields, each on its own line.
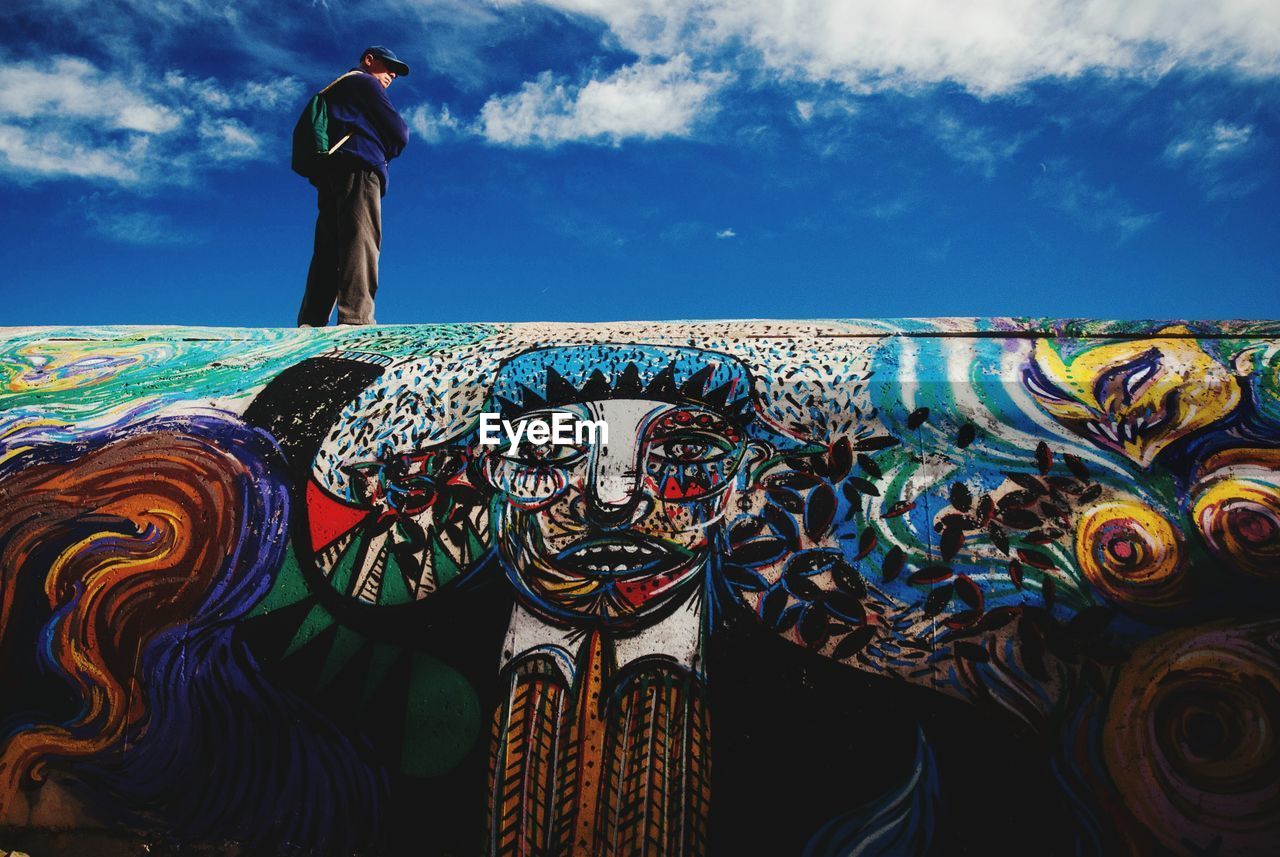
left=483, top=399, right=749, bottom=629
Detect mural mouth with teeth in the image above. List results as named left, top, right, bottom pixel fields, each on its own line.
left=555, top=537, right=693, bottom=578
left=504, top=523, right=706, bottom=627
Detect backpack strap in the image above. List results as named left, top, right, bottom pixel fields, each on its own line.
left=316, top=71, right=365, bottom=155
left=319, top=69, right=364, bottom=95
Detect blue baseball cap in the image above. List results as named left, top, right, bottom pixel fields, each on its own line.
left=362, top=45, right=409, bottom=77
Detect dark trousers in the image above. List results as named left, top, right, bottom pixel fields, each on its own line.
left=298, top=167, right=381, bottom=326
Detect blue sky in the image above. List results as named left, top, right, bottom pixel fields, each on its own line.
left=1, top=0, right=1277, bottom=326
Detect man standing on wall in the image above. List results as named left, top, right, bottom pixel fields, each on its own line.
left=297, top=46, right=410, bottom=327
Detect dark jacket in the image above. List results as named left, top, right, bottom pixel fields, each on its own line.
left=323, top=70, right=409, bottom=193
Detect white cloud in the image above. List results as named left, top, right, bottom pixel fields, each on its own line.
left=0, top=54, right=301, bottom=187
left=198, top=118, right=262, bottom=161
left=83, top=207, right=197, bottom=245
left=518, top=0, right=1280, bottom=95
left=715, top=227, right=736, bottom=238
left=0, top=56, right=179, bottom=134
left=0, top=122, right=146, bottom=183
left=1165, top=121, right=1255, bottom=162
left=1034, top=164, right=1159, bottom=243
left=164, top=71, right=301, bottom=112
left=479, top=55, right=729, bottom=146
left=1163, top=120, right=1268, bottom=199
left=929, top=113, right=1028, bottom=178
left=405, top=102, right=466, bottom=143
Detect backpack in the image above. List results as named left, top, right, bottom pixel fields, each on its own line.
left=290, top=71, right=361, bottom=179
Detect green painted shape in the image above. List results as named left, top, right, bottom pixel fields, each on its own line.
left=283, top=601, right=336, bottom=658
left=251, top=546, right=310, bottom=617
left=316, top=624, right=368, bottom=690
left=327, top=533, right=362, bottom=598
left=400, top=653, right=481, bottom=778
left=360, top=643, right=402, bottom=708
left=464, top=521, right=487, bottom=566
left=379, top=536, right=415, bottom=606
left=430, top=527, right=461, bottom=587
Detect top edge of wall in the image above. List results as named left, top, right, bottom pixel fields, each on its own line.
left=2, top=318, right=1279, bottom=343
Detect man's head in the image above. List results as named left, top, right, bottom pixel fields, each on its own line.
left=360, top=45, right=409, bottom=89
left=481, top=345, right=767, bottom=630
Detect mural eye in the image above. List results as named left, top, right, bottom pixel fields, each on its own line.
left=1102, top=348, right=1164, bottom=405
left=650, top=432, right=732, bottom=463
left=503, top=439, right=583, bottom=466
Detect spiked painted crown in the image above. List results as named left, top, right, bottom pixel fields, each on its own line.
left=492, top=344, right=756, bottom=423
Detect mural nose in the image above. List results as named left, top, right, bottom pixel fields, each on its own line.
left=586, top=442, right=645, bottom=528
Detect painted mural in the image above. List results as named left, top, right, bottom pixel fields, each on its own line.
left=1, top=320, right=1278, bottom=856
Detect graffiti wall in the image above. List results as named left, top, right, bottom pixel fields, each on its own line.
left=1, top=320, right=1278, bottom=856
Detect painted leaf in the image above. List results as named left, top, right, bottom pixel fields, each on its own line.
left=765, top=503, right=801, bottom=550
left=785, top=573, right=824, bottom=601
left=989, top=525, right=1010, bottom=555
left=940, top=525, right=964, bottom=561
left=761, top=586, right=790, bottom=626
left=882, top=546, right=905, bottom=583
left=798, top=604, right=830, bottom=648
left=943, top=610, right=981, bottom=629
left=824, top=591, right=867, bottom=625
left=732, top=537, right=788, bottom=567
left=936, top=512, right=975, bottom=533
left=776, top=604, right=803, bottom=634
left=1040, top=500, right=1069, bottom=520
left=846, top=477, right=881, bottom=497
left=1047, top=476, right=1082, bottom=495
left=976, top=495, right=995, bottom=526
left=1001, top=508, right=1041, bottom=530
left=830, top=436, right=853, bottom=481
left=1064, top=453, right=1090, bottom=481
left=769, top=472, right=823, bottom=491
left=787, top=548, right=841, bottom=577
left=854, top=435, right=900, bottom=452
left=767, top=486, right=805, bottom=514
left=923, top=584, right=955, bottom=616
left=954, top=574, right=984, bottom=611
left=722, top=563, right=768, bottom=591
left=1009, top=559, right=1024, bottom=589
left=833, top=558, right=867, bottom=599
left=1017, top=548, right=1055, bottom=570
left=1036, top=441, right=1054, bottom=475
left=957, top=422, right=977, bottom=448
left=908, top=565, right=953, bottom=585
left=949, top=482, right=972, bottom=512
left=805, top=483, right=838, bottom=541
left=1025, top=528, right=1063, bottom=544
left=1006, top=473, right=1047, bottom=495
left=857, top=453, right=882, bottom=479
left=854, top=527, right=878, bottom=561
left=906, top=407, right=931, bottom=430
left=998, top=490, right=1038, bottom=510
left=885, top=500, right=916, bottom=518
left=977, top=607, right=1020, bottom=631
left=841, top=482, right=863, bottom=520
left=833, top=625, right=876, bottom=660
left=730, top=516, right=766, bottom=547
